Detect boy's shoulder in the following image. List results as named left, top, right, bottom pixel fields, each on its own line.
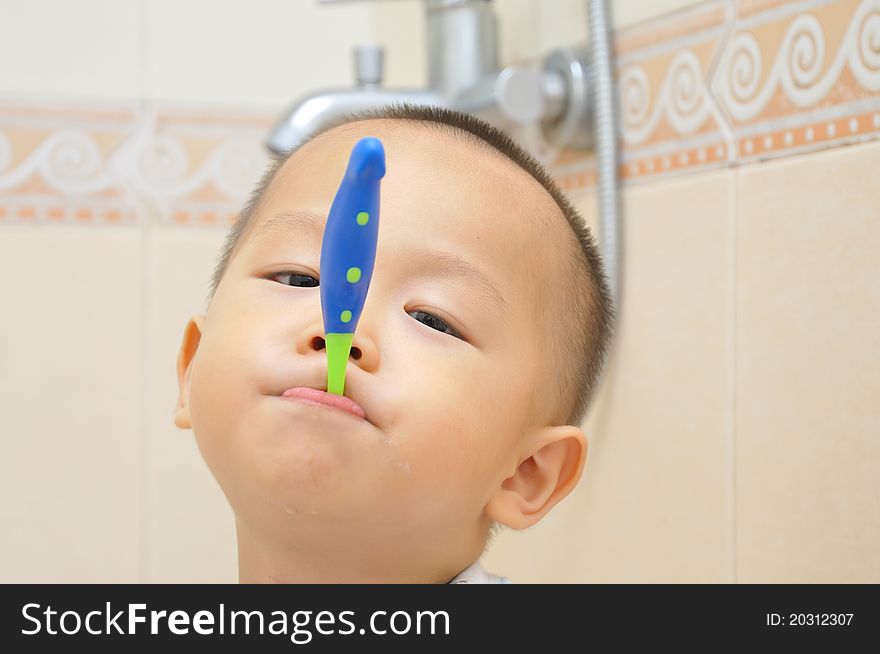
left=448, top=560, right=512, bottom=584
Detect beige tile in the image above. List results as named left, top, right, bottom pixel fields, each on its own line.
left=145, top=226, right=237, bottom=582
left=535, top=0, right=588, bottom=53
left=0, top=226, right=142, bottom=582
left=485, top=171, right=735, bottom=582
left=737, top=140, right=880, bottom=582
left=145, top=0, right=374, bottom=107
left=369, top=0, right=427, bottom=88
left=534, top=0, right=706, bottom=54
left=494, top=0, right=541, bottom=63
left=0, top=0, right=141, bottom=100
left=612, top=0, right=707, bottom=30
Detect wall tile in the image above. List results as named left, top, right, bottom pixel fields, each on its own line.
left=495, top=0, right=542, bottom=63
left=533, top=0, right=703, bottom=51
left=368, top=0, right=427, bottom=89
left=0, top=227, right=142, bottom=582
left=613, top=0, right=707, bottom=30
left=144, top=0, right=374, bottom=107
left=535, top=0, right=589, bottom=54
left=736, top=139, right=880, bottom=582
left=0, top=0, right=141, bottom=101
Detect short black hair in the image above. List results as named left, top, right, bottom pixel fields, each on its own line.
left=207, top=104, right=615, bottom=426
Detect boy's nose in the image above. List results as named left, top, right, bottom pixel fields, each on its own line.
left=310, top=335, right=361, bottom=360
left=295, top=318, right=380, bottom=373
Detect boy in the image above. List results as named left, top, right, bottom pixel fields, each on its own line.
left=173, top=105, right=614, bottom=583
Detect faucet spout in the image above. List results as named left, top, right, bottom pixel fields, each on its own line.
left=266, top=88, right=443, bottom=155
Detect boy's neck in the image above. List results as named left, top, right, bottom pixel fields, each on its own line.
left=235, top=520, right=467, bottom=584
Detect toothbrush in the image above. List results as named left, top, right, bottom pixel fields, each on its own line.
left=319, top=137, right=385, bottom=396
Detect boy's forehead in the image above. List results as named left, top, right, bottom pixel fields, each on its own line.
left=257, top=119, right=569, bottom=307
left=270, top=120, right=556, bottom=241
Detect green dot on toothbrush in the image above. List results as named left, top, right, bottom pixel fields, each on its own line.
left=340, top=310, right=352, bottom=323
left=346, top=267, right=362, bottom=283
left=356, top=211, right=369, bottom=226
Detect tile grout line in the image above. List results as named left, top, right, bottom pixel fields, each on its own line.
left=138, top=0, right=151, bottom=585
left=139, top=192, right=151, bottom=585
left=724, top=0, right=738, bottom=585
left=730, top=165, right=739, bottom=584
left=705, top=0, right=738, bottom=166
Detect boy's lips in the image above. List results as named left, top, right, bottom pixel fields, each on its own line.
left=280, top=387, right=367, bottom=421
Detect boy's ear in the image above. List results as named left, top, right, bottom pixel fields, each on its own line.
left=485, top=424, right=588, bottom=530
left=173, top=315, right=205, bottom=429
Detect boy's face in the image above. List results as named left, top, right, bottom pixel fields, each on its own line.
left=176, top=121, right=572, bottom=563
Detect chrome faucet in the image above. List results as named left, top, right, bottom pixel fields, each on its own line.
left=266, top=0, right=594, bottom=155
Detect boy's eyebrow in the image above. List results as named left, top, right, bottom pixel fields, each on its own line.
left=406, top=247, right=509, bottom=315
left=250, top=210, right=509, bottom=314
left=249, top=210, right=325, bottom=244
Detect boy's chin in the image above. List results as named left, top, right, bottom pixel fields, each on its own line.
left=250, top=464, right=392, bottom=522
left=254, top=490, right=387, bottom=527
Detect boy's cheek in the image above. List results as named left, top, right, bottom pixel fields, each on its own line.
left=403, top=421, right=488, bottom=488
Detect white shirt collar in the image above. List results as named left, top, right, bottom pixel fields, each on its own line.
left=448, top=560, right=511, bottom=584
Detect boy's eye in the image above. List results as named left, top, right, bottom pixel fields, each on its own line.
left=267, top=271, right=463, bottom=341
left=271, top=271, right=319, bottom=288
left=409, top=310, right=463, bottom=340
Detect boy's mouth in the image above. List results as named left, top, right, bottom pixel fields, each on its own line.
left=280, top=387, right=367, bottom=421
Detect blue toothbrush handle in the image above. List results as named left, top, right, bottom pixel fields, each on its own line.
left=320, top=137, right=385, bottom=395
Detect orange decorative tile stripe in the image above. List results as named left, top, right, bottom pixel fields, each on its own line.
left=548, top=0, right=880, bottom=189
